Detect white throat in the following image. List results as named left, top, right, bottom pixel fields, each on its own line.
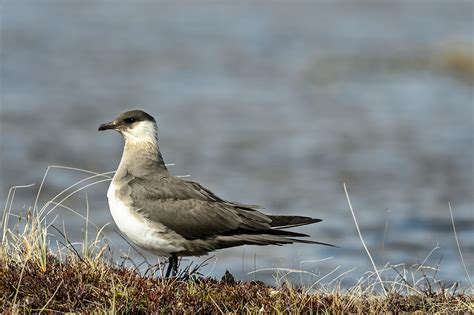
left=122, top=121, right=159, bottom=150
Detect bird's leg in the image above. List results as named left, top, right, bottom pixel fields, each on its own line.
left=171, top=253, right=178, bottom=277
left=164, top=253, right=178, bottom=278
left=165, top=256, right=173, bottom=278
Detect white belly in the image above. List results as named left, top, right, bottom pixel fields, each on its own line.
left=107, top=182, right=184, bottom=256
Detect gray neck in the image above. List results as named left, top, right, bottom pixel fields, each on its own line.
left=115, top=140, right=169, bottom=180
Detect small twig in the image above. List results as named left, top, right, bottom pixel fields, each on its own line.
left=119, top=253, right=141, bottom=270
left=418, top=263, right=433, bottom=295
left=392, top=265, right=414, bottom=293
left=176, top=257, right=212, bottom=280
left=432, top=255, right=443, bottom=288
left=39, top=279, right=64, bottom=313
left=50, top=225, right=86, bottom=264
left=144, top=261, right=164, bottom=277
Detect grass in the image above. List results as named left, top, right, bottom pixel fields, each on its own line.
left=1, top=166, right=473, bottom=313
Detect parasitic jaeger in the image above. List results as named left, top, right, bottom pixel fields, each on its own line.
left=98, top=110, right=333, bottom=277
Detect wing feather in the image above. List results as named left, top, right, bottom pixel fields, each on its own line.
left=122, top=174, right=325, bottom=244
left=126, top=176, right=271, bottom=239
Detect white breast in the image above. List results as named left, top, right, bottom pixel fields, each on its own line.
left=107, top=182, right=185, bottom=256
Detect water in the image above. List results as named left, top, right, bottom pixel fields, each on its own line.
left=1, top=1, right=473, bottom=288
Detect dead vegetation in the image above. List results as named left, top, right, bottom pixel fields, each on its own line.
left=1, top=251, right=471, bottom=313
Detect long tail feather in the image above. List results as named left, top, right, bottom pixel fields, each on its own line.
left=269, top=215, right=322, bottom=229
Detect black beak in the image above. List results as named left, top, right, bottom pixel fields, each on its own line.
left=98, top=121, right=117, bottom=131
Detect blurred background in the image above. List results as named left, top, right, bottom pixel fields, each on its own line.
left=1, top=1, right=473, bottom=287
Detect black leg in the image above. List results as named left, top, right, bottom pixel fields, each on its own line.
left=165, top=256, right=173, bottom=278
left=171, top=253, right=178, bottom=277
left=164, top=253, right=178, bottom=278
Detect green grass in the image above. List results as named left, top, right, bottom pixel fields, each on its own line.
left=1, top=166, right=473, bottom=313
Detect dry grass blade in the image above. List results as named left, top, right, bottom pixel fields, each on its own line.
left=39, top=175, right=112, bottom=218
left=33, top=165, right=114, bottom=213
left=448, top=202, right=473, bottom=289
left=343, top=183, right=387, bottom=295
left=38, top=279, right=64, bottom=313
left=2, top=184, right=35, bottom=242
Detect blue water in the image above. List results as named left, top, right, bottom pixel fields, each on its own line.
left=1, top=1, right=473, bottom=289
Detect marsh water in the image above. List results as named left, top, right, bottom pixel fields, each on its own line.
left=1, top=2, right=473, bottom=288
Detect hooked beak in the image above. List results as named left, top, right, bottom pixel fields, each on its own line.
left=98, top=121, right=117, bottom=131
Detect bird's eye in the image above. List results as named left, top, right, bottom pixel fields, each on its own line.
left=124, top=118, right=136, bottom=124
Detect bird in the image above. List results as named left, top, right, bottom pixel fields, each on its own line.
left=98, top=110, right=333, bottom=277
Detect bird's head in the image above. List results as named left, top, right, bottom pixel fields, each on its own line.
left=98, top=110, right=158, bottom=145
